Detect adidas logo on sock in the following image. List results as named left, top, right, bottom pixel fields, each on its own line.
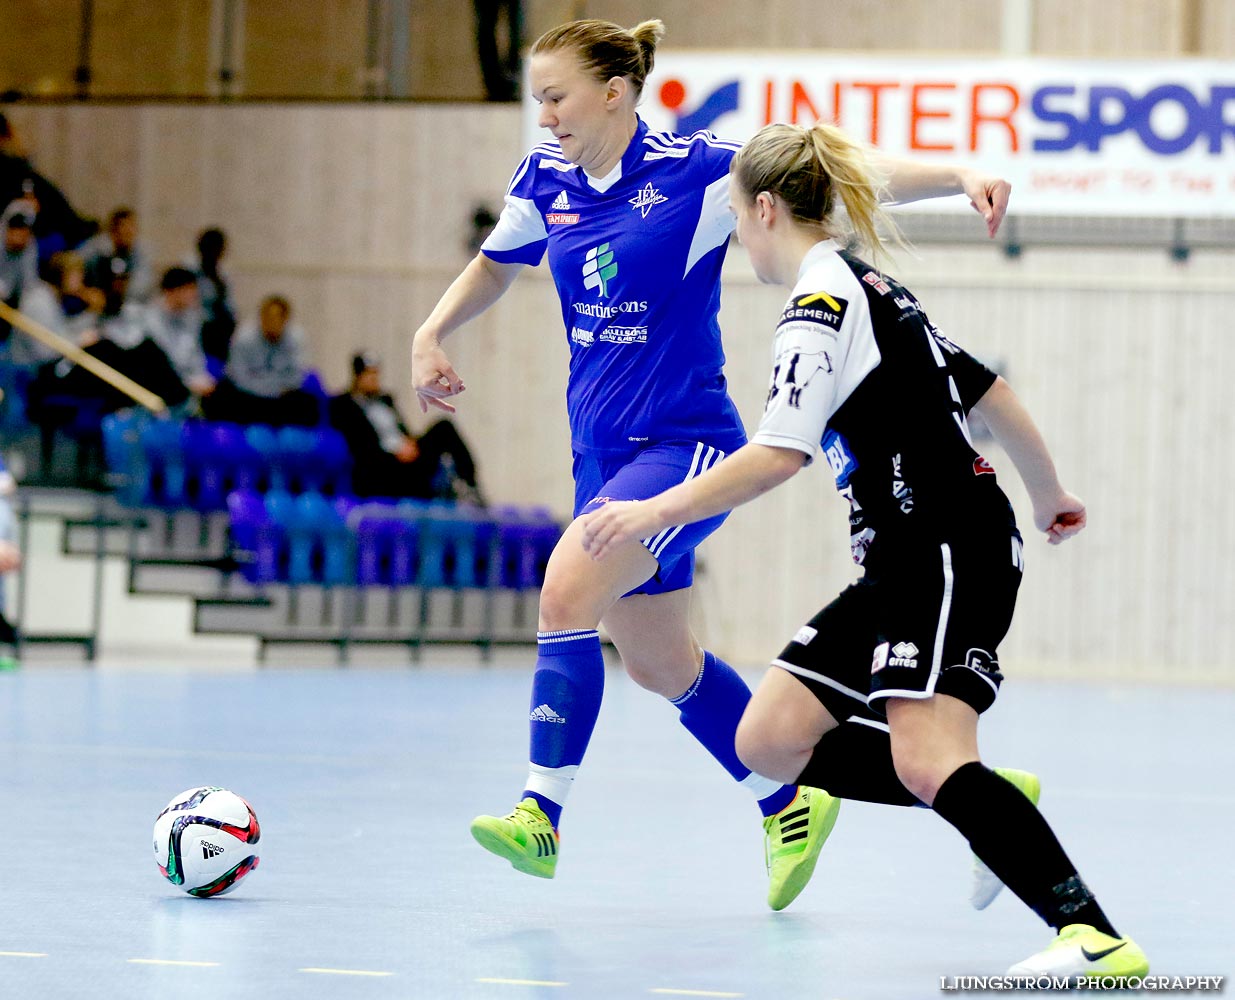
left=551, top=190, right=571, bottom=211
left=201, top=841, right=225, bottom=859
left=530, top=704, right=566, bottom=723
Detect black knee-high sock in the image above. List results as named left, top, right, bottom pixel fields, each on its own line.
left=932, top=762, right=1118, bottom=937
left=795, top=722, right=922, bottom=807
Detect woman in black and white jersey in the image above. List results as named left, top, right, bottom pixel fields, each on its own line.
left=580, top=121, right=1147, bottom=982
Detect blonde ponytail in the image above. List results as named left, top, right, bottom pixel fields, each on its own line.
left=629, top=19, right=666, bottom=84
left=732, top=122, right=905, bottom=265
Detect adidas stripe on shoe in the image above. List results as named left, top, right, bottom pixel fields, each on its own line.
left=764, top=786, right=841, bottom=911
left=470, top=797, right=560, bottom=879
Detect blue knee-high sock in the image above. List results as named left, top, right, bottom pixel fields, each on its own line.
left=672, top=650, right=796, bottom=817
left=521, top=629, right=605, bottom=829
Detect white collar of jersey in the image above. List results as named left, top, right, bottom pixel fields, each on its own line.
left=580, top=116, right=651, bottom=194
left=584, top=158, right=623, bottom=193
left=797, top=239, right=844, bottom=281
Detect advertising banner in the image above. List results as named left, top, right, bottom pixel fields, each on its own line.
left=523, top=55, right=1235, bottom=217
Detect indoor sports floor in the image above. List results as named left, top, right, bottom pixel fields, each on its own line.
left=0, top=658, right=1228, bottom=999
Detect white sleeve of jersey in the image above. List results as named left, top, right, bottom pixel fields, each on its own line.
left=482, top=194, right=549, bottom=254
left=750, top=303, right=852, bottom=464
left=684, top=174, right=736, bottom=278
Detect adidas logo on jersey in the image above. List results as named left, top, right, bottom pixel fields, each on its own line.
left=201, top=840, right=225, bottom=859
left=546, top=190, right=580, bottom=225
left=530, top=704, right=566, bottom=724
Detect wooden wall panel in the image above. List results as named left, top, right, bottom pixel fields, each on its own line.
left=0, top=0, right=80, bottom=96
left=406, top=0, right=487, bottom=99
left=5, top=102, right=1234, bottom=680
left=89, top=0, right=213, bottom=96
left=1198, top=0, right=1235, bottom=56
left=1033, top=0, right=1186, bottom=55
left=242, top=0, right=369, bottom=97
left=3, top=1, right=1233, bottom=101
left=560, top=0, right=1013, bottom=52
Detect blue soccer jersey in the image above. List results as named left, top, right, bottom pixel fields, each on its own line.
left=482, top=117, right=747, bottom=457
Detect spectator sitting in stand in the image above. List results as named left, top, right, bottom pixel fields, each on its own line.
left=0, top=113, right=95, bottom=262
left=328, top=352, right=483, bottom=502
left=2, top=250, right=99, bottom=370
left=81, top=207, right=155, bottom=303
left=34, top=250, right=107, bottom=338
left=0, top=202, right=40, bottom=325
left=206, top=294, right=318, bottom=426
left=142, top=266, right=214, bottom=408
left=185, top=227, right=236, bottom=367
left=33, top=257, right=189, bottom=416
left=0, top=209, right=66, bottom=427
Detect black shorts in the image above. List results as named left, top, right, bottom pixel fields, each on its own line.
left=773, top=533, right=1023, bottom=722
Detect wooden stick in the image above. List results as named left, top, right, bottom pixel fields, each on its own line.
left=0, top=299, right=166, bottom=413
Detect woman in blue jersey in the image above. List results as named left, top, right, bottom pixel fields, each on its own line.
left=579, top=121, right=1148, bottom=981
left=411, top=17, right=1011, bottom=907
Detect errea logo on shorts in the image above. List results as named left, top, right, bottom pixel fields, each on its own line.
left=873, top=640, right=919, bottom=673
left=889, top=641, right=919, bottom=668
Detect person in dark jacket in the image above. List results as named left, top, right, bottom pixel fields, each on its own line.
left=328, top=352, right=482, bottom=502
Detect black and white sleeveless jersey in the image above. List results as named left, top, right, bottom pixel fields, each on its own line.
left=750, top=239, right=1015, bottom=570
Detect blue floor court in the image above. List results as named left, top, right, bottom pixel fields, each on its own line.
left=0, top=662, right=1229, bottom=999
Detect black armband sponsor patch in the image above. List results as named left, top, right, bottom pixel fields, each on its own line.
left=777, top=292, right=848, bottom=332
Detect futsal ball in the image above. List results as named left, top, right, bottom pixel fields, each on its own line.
left=153, top=786, right=261, bottom=897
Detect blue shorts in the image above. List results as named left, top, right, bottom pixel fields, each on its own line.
left=573, top=441, right=733, bottom=596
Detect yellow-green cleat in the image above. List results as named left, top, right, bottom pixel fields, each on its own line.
left=470, top=797, right=559, bottom=879
left=971, top=767, right=1041, bottom=909
left=1008, top=923, right=1149, bottom=982
left=764, top=785, right=840, bottom=911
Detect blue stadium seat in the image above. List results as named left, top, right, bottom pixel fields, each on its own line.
left=102, top=410, right=149, bottom=506
left=226, top=488, right=282, bottom=584
left=275, top=425, right=318, bottom=494
left=244, top=425, right=281, bottom=492
left=141, top=417, right=188, bottom=507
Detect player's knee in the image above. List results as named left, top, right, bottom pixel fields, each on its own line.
left=890, top=758, right=932, bottom=804
left=623, top=652, right=690, bottom=697
left=889, top=744, right=949, bottom=806
left=733, top=716, right=770, bottom=774
left=621, top=653, right=658, bottom=690
left=735, top=712, right=791, bottom=779
left=536, top=573, right=595, bottom=630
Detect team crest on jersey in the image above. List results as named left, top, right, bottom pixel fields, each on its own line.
left=778, top=292, right=848, bottom=332
left=628, top=182, right=668, bottom=218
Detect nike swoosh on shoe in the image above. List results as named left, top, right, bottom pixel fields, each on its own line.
left=1081, top=942, right=1127, bottom=962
